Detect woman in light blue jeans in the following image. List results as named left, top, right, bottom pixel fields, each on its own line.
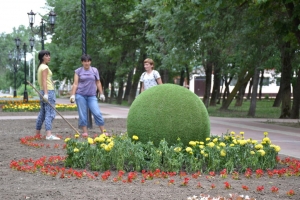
left=70, top=54, right=106, bottom=135
left=75, top=94, right=104, bottom=128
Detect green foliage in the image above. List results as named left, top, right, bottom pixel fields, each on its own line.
left=64, top=132, right=280, bottom=173
left=127, top=84, right=210, bottom=146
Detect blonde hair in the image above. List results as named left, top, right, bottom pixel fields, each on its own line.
left=144, top=58, right=154, bottom=69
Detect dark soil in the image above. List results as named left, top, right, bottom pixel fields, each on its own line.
left=0, top=111, right=299, bottom=200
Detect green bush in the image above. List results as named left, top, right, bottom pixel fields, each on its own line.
left=127, top=84, right=210, bottom=146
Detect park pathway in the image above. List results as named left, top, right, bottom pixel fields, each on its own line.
left=1, top=97, right=299, bottom=159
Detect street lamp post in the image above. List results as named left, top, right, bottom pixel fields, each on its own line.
left=15, top=38, right=35, bottom=102
left=27, top=10, right=56, bottom=50
left=8, top=50, right=21, bottom=97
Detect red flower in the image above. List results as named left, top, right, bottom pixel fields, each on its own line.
left=242, top=185, right=249, bottom=191
left=224, top=181, right=231, bottom=189
left=256, top=185, right=264, bottom=192
left=255, top=169, right=264, bottom=178
left=197, top=182, right=203, bottom=188
left=271, top=186, right=279, bottom=193
left=211, top=184, right=216, bottom=189
left=181, top=177, right=189, bottom=186
left=209, top=171, right=216, bottom=176
left=168, top=179, right=175, bottom=185
left=287, top=189, right=295, bottom=196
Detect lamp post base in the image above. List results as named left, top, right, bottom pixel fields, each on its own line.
left=13, top=90, right=17, bottom=98
left=23, top=91, right=28, bottom=102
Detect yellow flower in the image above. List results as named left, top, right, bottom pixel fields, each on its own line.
left=224, top=136, right=229, bottom=140
left=174, top=147, right=182, bottom=152
left=255, top=144, right=263, bottom=149
left=199, top=141, right=204, bottom=145
left=220, top=149, right=226, bottom=157
left=230, top=144, right=235, bottom=147
left=230, top=131, right=235, bottom=135
left=189, top=141, right=197, bottom=146
left=108, top=141, right=114, bottom=148
left=87, top=137, right=94, bottom=144
left=207, top=142, right=215, bottom=148
left=189, top=151, right=193, bottom=155
left=74, top=148, right=79, bottom=153
left=233, top=139, right=237, bottom=144
left=157, top=150, right=162, bottom=155
left=177, top=137, right=181, bottom=141
left=219, top=142, right=226, bottom=147
left=100, top=143, right=106, bottom=148
left=252, top=140, right=258, bottom=144
left=206, top=138, right=211, bottom=141
left=240, top=132, right=245, bottom=135
left=186, top=147, right=193, bottom=153
left=132, top=135, right=139, bottom=140
left=104, top=145, right=111, bottom=152
left=273, top=145, right=281, bottom=152
left=213, top=138, right=218, bottom=143
left=263, top=132, right=268, bottom=136
left=64, top=138, right=71, bottom=142
left=98, top=137, right=105, bottom=143
left=258, top=149, right=265, bottom=156
left=239, top=140, right=247, bottom=146
left=204, top=153, right=208, bottom=157
left=106, top=138, right=112, bottom=143
left=262, top=137, right=271, bottom=144
left=250, top=151, right=255, bottom=155
left=199, top=145, right=205, bottom=149
left=75, top=133, right=80, bottom=138
left=200, top=150, right=205, bottom=155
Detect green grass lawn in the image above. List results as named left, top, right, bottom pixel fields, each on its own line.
left=207, top=99, right=282, bottom=118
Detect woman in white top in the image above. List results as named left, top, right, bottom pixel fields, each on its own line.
left=139, top=58, right=163, bottom=92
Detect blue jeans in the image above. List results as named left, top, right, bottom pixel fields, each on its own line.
left=75, top=94, right=104, bottom=127
left=36, top=90, right=56, bottom=131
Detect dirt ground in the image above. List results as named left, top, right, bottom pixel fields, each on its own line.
left=0, top=111, right=299, bottom=200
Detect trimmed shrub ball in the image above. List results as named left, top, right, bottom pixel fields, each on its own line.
left=127, top=83, right=210, bottom=146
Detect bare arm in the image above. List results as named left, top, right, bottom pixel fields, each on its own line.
left=71, top=73, right=79, bottom=95
left=42, top=69, right=48, bottom=94
left=141, top=82, right=145, bottom=92
left=156, top=78, right=163, bottom=84
left=96, top=80, right=104, bottom=95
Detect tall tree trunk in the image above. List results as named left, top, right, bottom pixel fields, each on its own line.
left=290, top=69, right=300, bottom=119
left=235, top=80, right=247, bottom=107
left=124, top=69, right=134, bottom=101
left=248, top=67, right=260, bottom=117
left=180, top=69, right=185, bottom=86
left=220, top=69, right=253, bottom=110
left=246, top=78, right=253, bottom=100
left=221, top=76, right=232, bottom=106
left=108, top=70, right=116, bottom=103
left=272, top=87, right=282, bottom=107
left=210, top=65, right=221, bottom=106
left=186, top=65, right=190, bottom=87
left=203, top=61, right=212, bottom=108
left=258, top=70, right=264, bottom=100
left=116, top=79, right=124, bottom=105
left=279, top=42, right=292, bottom=118
left=128, top=52, right=146, bottom=105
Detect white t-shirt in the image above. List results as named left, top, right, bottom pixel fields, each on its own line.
left=140, top=70, right=161, bottom=90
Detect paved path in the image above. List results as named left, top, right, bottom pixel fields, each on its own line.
left=1, top=97, right=299, bottom=159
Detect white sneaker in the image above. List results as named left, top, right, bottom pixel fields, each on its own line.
left=46, top=135, right=61, bottom=140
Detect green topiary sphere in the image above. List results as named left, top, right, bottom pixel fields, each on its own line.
left=127, top=84, right=210, bottom=146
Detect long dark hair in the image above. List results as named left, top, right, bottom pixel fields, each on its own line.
left=38, top=50, right=50, bottom=67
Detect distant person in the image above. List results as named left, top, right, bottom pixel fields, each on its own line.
left=36, top=50, right=60, bottom=140
left=70, top=54, right=107, bottom=136
left=140, top=58, right=163, bottom=92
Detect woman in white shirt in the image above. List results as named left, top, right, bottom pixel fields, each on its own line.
left=139, top=58, right=163, bottom=92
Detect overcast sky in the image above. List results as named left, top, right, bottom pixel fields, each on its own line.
left=0, top=0, right=49, bottom=34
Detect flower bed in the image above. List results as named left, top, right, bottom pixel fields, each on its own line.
left=1, top=100, right=77, bottom=112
